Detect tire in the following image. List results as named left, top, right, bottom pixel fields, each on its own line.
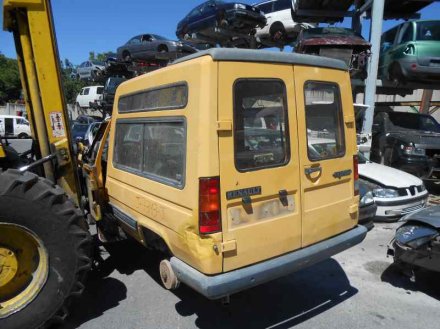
left=17, top=133, right=28, bottom=139
left=158, top=45, right=168, bottom=53
left=122, top=51, right=131, bottom=62
left=388, top=63, right=405, bottom=86
left=270, top=23, right=286, bottom=42
left=0, top=170, right=92, bottom=329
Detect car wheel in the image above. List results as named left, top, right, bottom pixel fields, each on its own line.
left=17, top=133, right=29, bottom=139
left=158, top=45, right=168, bottom=53
left=270, top=23, right=287, bottom=42
left=388, top=63, right=405, bottom=86
left=122, top=51, right=132, bottom=62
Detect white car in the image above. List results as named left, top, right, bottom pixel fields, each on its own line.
left=253, top=0, right=314, bottom=43
left=358, top=152, right=428, bottom=221
left=76, top=60, right=105, bottom=81
left=75, top=86, right=104, bottom=109
left=0, top=115, right=31, bottom=138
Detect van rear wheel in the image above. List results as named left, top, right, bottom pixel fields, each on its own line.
left=0, top=170, right=92, bottom=329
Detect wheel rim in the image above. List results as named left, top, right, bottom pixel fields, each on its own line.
left=0, top=223, right=49, bottom=319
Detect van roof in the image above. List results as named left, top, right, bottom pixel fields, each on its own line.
left=173, top=48, right=348, bottom=71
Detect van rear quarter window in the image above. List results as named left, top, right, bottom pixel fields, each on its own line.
left=118, top=83, right=188, bottom=113
left=233, top=79, right=290, bottom=171
left=304, top=81, right=345, bottom=161
left=113, top=119, right=186, bottom=188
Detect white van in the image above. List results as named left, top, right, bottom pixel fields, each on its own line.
left=0, top=115, right=31, bottom=138
left=75, top=85, right=104, bottom=109
left=253, top=0, right=314, bottom=42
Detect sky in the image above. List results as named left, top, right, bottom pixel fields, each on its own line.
left=0, top=0, right=439, bottom=65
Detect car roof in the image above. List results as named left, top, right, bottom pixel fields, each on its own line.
left=173, top=48, right=348, bottom=71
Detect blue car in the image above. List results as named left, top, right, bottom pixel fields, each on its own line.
left=176, top=0, right=266, bottom=41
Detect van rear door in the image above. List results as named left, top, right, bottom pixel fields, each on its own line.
left=294, top=66, right=357, bottom=247
left=218, top=62, right=302, bottom=272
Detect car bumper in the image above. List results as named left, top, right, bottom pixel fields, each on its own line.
left=374, top=194, right=429, bottom=219
left=390, top=240, right=440, bottom=273
left=400, top=58, right=440, bottom=81
left=359, top=203, right=377, bottom=223
left=170, top=225, right=367, bottom=300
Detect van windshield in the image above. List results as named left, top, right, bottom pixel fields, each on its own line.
left=416, top=21, right=440, bottom=41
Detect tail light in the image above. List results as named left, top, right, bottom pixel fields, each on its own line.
left=353, top=155, right=359, bottom=196
left=199, top=177, right=221, bottom=234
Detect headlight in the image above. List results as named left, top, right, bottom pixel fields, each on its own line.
left=395, top=225, right=438, bottom=249
left=235, top=3, right=247, bottom=9
left=401, top=145, right=425, bottom=156
left=360, top=191, right=374, bottom=206
left=373, top=188, right=399, bottom=198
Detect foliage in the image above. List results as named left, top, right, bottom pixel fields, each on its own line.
left=60, top=58, right=87, bottom=104
left=0, top=54, right=21, bottom=104
left=89, top=51, right=116, bottom=62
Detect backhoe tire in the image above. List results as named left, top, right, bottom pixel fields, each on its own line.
left=0, top=170, right=92, bottom=329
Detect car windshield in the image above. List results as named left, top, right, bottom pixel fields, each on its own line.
left=416, top=21, right=440, bottom=41
left=388, top=112, right=440, bottom=132
left=91, top=60, right=105, bottom=66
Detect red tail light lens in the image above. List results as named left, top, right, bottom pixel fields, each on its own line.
left=353, top=155, right=359, bottom=196
left=199, top=177, right=221, bottom=234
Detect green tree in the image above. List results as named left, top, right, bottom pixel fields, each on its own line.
left=0, top=54, right=21, bottom=104
left=89, top=51, right=115, bottom=62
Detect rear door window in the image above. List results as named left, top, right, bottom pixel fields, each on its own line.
left=274, top=0, right=291, bottom=11
left=233, top=79, right=290, bottom=171
left=304, top=82, right=345, bottom=161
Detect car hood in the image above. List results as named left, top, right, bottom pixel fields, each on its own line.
left=359, top=162, right=422, bottom=188
left=401, top=206, right=440, bottom=229
left=299, top=35, right=371, bottom=48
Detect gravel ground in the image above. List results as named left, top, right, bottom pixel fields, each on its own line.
left=62, top=222, right=439, bottom=329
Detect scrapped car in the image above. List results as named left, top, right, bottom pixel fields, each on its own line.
left=76, top=86, right=104, bottom=109
left=176, top=0, right=266, bottom=42
left=359, top=152, right=428, bottom=221
left=71, top=123, right=90, bottom=142
left=388, top=206, right=440, bottom=275
left=117, top=34, right=196, bottom=62
left=0, top=115, right=31, bottom=139
left=359, top=179, right=376, bottom=230
left=370, top=110, right=440, bottom=181
left=296, top=27, right=371, bottom=79
left=76, top=60, right=105, bottom=80
left=379, top=20, right=440, bottom=84
left=253, top=0, right=314, bottom=43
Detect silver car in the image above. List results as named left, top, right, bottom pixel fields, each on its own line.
left=116, top=34, right=196, bottom=62
left=76, top=60, right=105, bottom=81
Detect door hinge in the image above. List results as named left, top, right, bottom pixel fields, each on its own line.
left=222, top=240, right=237, bottom=253
left=217, top=121, right=232, bottom=131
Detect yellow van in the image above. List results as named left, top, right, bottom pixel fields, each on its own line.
left=99, top=48, right=366, bottom=299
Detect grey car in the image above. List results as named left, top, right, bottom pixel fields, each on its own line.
left=116, top=34, right=197, bottom=62
left=76, top=60, right=105, bottom=80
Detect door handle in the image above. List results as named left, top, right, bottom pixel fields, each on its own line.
left=305, top=166, right=322, bottom=175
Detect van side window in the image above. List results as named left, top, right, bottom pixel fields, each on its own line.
left=113, top=119, right=186, bottom=188
left=118, top=83, right=188, bottom=113
left=83, top=88, right=90, bottom=96
left=304, top=82, right=345, bottom=161
left=233, top=79, right=290, bottom=171
left=257, top=2, right=273, bottom=13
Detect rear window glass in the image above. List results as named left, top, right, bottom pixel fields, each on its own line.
left=387, top=113, right=440, bottom=132
left=233, top=79, right=290, bottom=171
left=118, top=83, right=188, bottom=113
left=305, top=81, right=345, bottom=161
left=417, top=21, right=440, bottom=41
left=113, top=119, right=186, bottom=188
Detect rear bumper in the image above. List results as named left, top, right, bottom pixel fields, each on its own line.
left=170, top=225, right=367, bottom=299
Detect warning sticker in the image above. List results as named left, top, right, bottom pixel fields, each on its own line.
left=49, top=112, right=66, bottom=138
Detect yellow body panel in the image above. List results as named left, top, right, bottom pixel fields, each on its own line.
left=107, top=57, right=223, bottom=274
left=0, top=144, right=5, bottom=159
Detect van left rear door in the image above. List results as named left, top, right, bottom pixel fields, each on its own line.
left=218, top=62, right=302, bottom=272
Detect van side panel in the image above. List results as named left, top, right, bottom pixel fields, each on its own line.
left=106, top=58, right=223, bottom=275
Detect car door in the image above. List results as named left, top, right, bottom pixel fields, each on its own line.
left=294, top=66, right=357, bottom=247
left=128, top=36, right=143, bottom=58
left=81, top=87, right=91, bottom=107
left=218, top=62, right=302, bottom=271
